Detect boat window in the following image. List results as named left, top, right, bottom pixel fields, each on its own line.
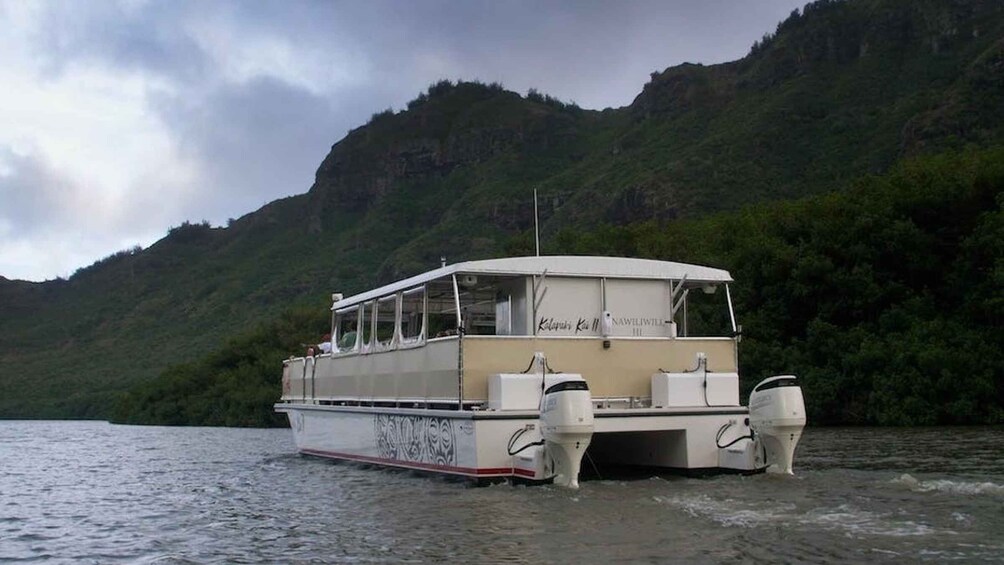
left=427, top=280, right=458, bottom=338
left=361, top=301, right=374, bottom=347
left=330, top=309, right=337, bottom=347
left=679, top=284, right=732, bottom=337
left=375, top=295, right=397, bottom=347
left=333, top=306, right=359, bottom=353
left=424, top=275, right=511, bottom=337
left=495, top=292, right=512, bottom=335
left=400, top=286, right=425, bottom=343
left=458, top=277, right=498, bottom=336
left=459, top=291, right=495, bottom=335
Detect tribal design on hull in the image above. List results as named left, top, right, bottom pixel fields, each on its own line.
left=374, top=415, right=457, bottom=466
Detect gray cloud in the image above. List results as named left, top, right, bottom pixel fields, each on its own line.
left=0, top=146, right=82, bottom=235
left=26, top=1, right=209, bottom=82
left=150, top=77, right=366, bottom=224
left=27, top=0, right=803, bottom=107
left=1, top=0, right=805, bottom=280
left=225, top=0, right=806, bottom=108
left=0, top=146, right=140, bottom=279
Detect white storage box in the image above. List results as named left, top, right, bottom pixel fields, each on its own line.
left=488, top=373, right=585, bottom=410
left=651, top=372, right=740, bottom=408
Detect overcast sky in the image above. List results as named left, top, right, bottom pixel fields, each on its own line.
left=0, top=0, right=805, bottom=282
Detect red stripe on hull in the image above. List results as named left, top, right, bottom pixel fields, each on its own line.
left=512, top=467, right=538, bottom=478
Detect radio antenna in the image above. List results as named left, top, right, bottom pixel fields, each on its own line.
left=534, top=187, right=540, bottom=257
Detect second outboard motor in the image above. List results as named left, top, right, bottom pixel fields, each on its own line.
left=540, top=379, right=594, bottom=489
left=749, top=375, right=806, bottom=475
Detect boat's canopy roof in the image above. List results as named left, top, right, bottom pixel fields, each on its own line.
left=333, top=255, right=732, bottom=310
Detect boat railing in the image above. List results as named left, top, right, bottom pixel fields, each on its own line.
left=280, top=334, right=736, bottom=409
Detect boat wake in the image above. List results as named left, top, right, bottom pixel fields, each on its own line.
left=892, top=473, right=1004, bottom=496
left=653, top=493, right=942, bottom=537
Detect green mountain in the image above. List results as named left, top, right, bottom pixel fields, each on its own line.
left=112, top=147, right=1004, bottom=427
left=2, top=0, right=1003, bottom=422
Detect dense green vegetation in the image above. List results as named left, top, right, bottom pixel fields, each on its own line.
left=533, top=148, right=1004, bottom=425
left=111, top=307, right=329, bottom=426
left=2, top=0, right=1003, bottom=424
left=113, top=147, right=1003, bottom=427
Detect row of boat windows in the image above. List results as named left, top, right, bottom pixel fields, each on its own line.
left=332, top=281, right=458, bottom=354
left=331, top=276, right=516, bottom=354
left=329, top=275, right=736, bottom=354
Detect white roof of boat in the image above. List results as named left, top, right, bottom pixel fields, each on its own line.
left=334, top=256, right=732, bottom=309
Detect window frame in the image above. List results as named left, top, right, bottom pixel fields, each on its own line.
left=360, top=300, right=375, bottom=352
left=374, top=295, right=398, bottom=350
left=333, top=305, right=361, bottom=355
left=399, top=285, right=427, bottom=348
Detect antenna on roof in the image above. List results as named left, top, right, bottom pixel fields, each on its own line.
left=533, top=188, right=540, bottom=257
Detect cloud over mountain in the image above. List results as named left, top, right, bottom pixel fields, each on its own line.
left=0, top=0, right=803, bottom=280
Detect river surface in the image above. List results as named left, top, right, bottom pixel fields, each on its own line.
left=1, top=422, right=1002, bottom=564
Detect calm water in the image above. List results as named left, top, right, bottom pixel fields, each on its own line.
left=1, top=422, right=1002, bottom=564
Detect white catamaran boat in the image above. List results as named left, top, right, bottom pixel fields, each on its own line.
left=276, top=256, right=806, bottom=488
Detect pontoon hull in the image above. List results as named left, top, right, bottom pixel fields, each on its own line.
left=276, top=403, right=759, bottom=482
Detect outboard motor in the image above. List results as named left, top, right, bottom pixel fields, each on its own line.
left=540, top=379, right=594, bottom=489
left=749, top=376, right=806, bottom=475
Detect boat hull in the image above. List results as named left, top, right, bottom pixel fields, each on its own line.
left=276, top=403, right=756, bottom=483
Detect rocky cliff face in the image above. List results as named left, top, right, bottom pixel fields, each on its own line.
left=308, top=83, right=584, bottom=220
left=635, top=0, right=1004, bottom=116
left=631, top=63, right=738, bottom=120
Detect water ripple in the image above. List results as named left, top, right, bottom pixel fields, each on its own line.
left=892, top=473, right=1004, bottom=496
left=1, top=422, right=1002, bottom=564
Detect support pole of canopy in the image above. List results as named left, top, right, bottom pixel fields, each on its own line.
left=670, top=275, right=689, bottom=319
left=452, top=274, right=462, bottom=330
left=452, top=274, right=463, bottom=410
left=532, top=269, right=548, bottom=336
left=725, top=283, right=737, bottom=333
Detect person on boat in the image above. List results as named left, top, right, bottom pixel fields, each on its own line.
left=338, top=331, right=357, bottom=350
left=318, top=333, right=332, bottom=354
